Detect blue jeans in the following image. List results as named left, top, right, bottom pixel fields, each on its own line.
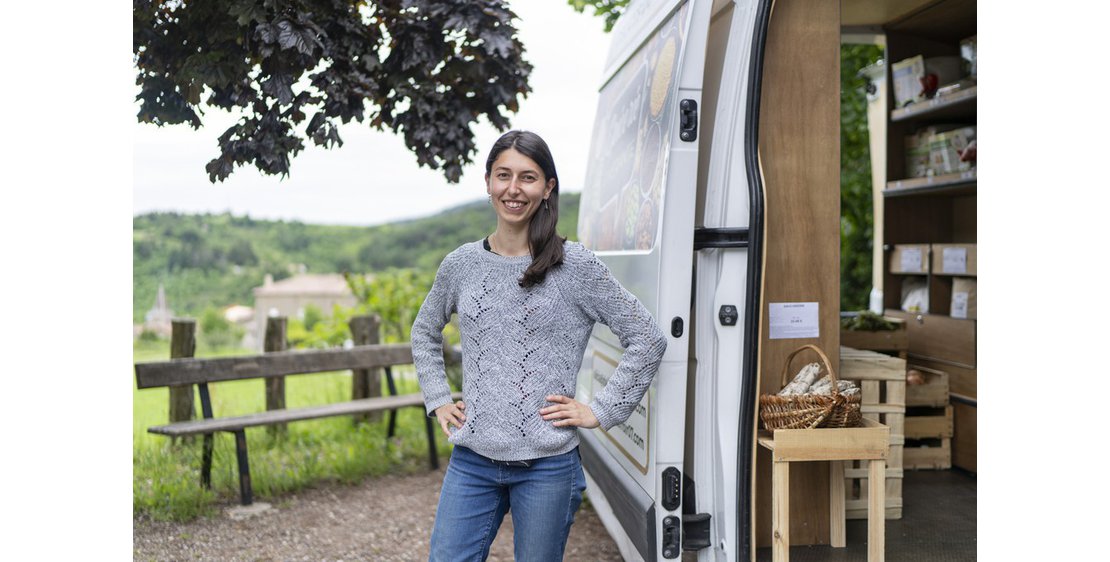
left=429, top=445, right=588, bottom=561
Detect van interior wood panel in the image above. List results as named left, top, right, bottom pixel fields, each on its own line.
left=753, top=0, right=840, bottom=548
left=884, top=197, right=955, bottom=243
left=840, top=0, right=933, bottom=28
left=951, top=194, right=976, bottom=242
left=884, top=0, right=976, bottom=43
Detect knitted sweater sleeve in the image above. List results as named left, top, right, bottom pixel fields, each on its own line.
left=411, top=250, right=461, bottom=418
left=564, top=245, right=668, bottom=431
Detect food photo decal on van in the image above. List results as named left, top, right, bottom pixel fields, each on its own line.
left=579, top=3, right=689, bottom=252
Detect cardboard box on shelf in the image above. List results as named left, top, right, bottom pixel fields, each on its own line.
left=928, top=127, right=976, bottom=175
left=892, top=55, right=925, bottom=108
left=890, top=244, right=929, bottom=274
left=950, top=277, right=977, bottom=319
left=904, top=134, right=931, bottom=178
left=903, top=125, right=974, bottom=178
left=931, top=243, right=977, bottom=276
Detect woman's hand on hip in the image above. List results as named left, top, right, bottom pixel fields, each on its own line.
left=541, top=395, right=599, bottom=429
left=434, top=400, right=466, bottom=438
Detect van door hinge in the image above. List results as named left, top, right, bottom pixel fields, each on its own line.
left=682, top=513, right=712, bottom=551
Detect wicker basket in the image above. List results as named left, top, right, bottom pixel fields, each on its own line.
left=759, top=344, right=862, bottom=430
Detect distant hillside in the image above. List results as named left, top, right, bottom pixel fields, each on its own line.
left=133, top=192, right=580, bottom=322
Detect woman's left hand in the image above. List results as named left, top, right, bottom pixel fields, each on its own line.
left=541, top=395, right=600, bottom=429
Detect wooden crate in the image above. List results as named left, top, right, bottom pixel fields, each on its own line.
left=904, top=405, right=953, bottom=439
left=952, top=398, right=977, bottom=472
left=904, top=437, right=952, bottom=470
left=906, top=364, right=949, bottom=407
left=839, top=347, right=906, bottom=520
left=840, top=317, right=908, bottom=357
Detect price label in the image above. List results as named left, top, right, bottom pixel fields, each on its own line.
left=951, top=292, right=969, bottom=318
left=769, top=302, right=819, bottom=339
left=901, top=247, right=923, bottom=273
left=943, top=247, right=968, bottom=274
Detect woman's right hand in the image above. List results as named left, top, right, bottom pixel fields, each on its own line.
left=434, top=400, right=466, bottom=438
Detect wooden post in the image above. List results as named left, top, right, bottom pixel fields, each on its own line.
left=868, top=459, right=887, bottom=561
left=169, top=319, right=197, bottom=423
left=264, top=316, right=287, bottom=435
left=829, top=460, right=846, bottom=548
left=349, top=315, right=383, bottom=424
left=772, top=460, right=790, bottom=562
left=168, top=319, right=197, bottom=445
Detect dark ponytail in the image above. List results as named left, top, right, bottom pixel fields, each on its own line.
left=484, top=130, right=565, bottom=288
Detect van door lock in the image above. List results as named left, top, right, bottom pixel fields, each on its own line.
left=719, top=305, right=739, bottom=326
left=680, top=99, right=698, bottom=141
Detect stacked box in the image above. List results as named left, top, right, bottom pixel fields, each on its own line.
left=931, top=243, right=977, bottom=276
left=889, top=244, right=929, bottom=274
left=904, top=134, right=932, bottom=178
left=892, top=55, right=925, bottom=108
left=928, top=126, right=976, bottom=174
left=951, top=278, right=977, bottom=319
left=905, top=126, right=975, bottom=178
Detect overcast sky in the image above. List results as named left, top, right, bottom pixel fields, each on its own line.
left=132, top=2, right=611, bottom=227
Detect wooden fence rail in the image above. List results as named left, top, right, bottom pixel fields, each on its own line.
left=134, top=314, right=463, bottom=506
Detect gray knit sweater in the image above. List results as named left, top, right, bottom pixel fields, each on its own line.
left=411, top=239, right=667, bottom=461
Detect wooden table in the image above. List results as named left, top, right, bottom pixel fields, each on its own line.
left=758, top=418, right=890, bottom=562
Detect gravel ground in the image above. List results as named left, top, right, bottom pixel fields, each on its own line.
left=134, top=462, right=625, bottom=561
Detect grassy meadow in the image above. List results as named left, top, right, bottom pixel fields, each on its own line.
left=133, top=339, right=452, bottom=521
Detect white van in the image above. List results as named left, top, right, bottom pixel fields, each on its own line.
left=572, top=0, right=968, bottom=560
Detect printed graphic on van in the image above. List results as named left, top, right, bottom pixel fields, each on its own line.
left=591, top=349, right=651, bottom=474
left=579, top=3, right=689, bottom=252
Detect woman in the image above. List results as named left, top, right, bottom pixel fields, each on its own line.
left=412, top=130, right=667, bottom=561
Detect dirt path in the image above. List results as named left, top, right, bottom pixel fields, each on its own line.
left=133, top=463, right=624, bottom=561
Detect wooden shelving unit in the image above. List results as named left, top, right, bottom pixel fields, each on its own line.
left=876, top=0, right=977, bottom=474
left=885, top=170, right=975, bottom=196
left=892, top=85, right=976, bottom=122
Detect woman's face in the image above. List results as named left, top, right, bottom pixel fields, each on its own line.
left=486, top=148, right=556, bottom=229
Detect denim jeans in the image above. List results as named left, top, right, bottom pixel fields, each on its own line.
left=429, top=445, right=588, bottom=561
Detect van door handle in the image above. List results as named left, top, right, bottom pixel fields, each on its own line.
left=680, top=99, right=698, bottom=141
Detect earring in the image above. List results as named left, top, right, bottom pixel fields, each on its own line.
left=544, top=199, right=549, bottom=210
left=488, top=194, right=492, bottom=204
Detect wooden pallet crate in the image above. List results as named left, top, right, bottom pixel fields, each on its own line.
left=839, top=346, right=906, bottom=520
left=904, top=405, right=953, bottom=440
left=952, top=397, right=977, bottom=473
left=906, top=364, right=950, bottom=407
left=904, top=437, right=952, bottom=470
left=840, top=317, right=909, bottom=358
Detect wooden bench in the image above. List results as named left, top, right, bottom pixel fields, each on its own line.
left=134, top=343, right=461, bottom=506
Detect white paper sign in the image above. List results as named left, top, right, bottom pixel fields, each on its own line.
left=951, top=292, right=969, bottom=318
left=901, top=247, right=924, bottom=272
left=769, top=302, right=820, bottom=339
left=943, top=247, right=968, bottom=274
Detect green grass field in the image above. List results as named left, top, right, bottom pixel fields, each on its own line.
left=133, top=339, right=452, bottom=521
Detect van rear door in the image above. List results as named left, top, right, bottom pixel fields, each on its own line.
left=575, top=0, right=715, bottom=560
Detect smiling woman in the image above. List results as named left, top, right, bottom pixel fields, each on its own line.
left=483, top=130, right=563, bottom=287
left=409, top=130, right=668, bottom=561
